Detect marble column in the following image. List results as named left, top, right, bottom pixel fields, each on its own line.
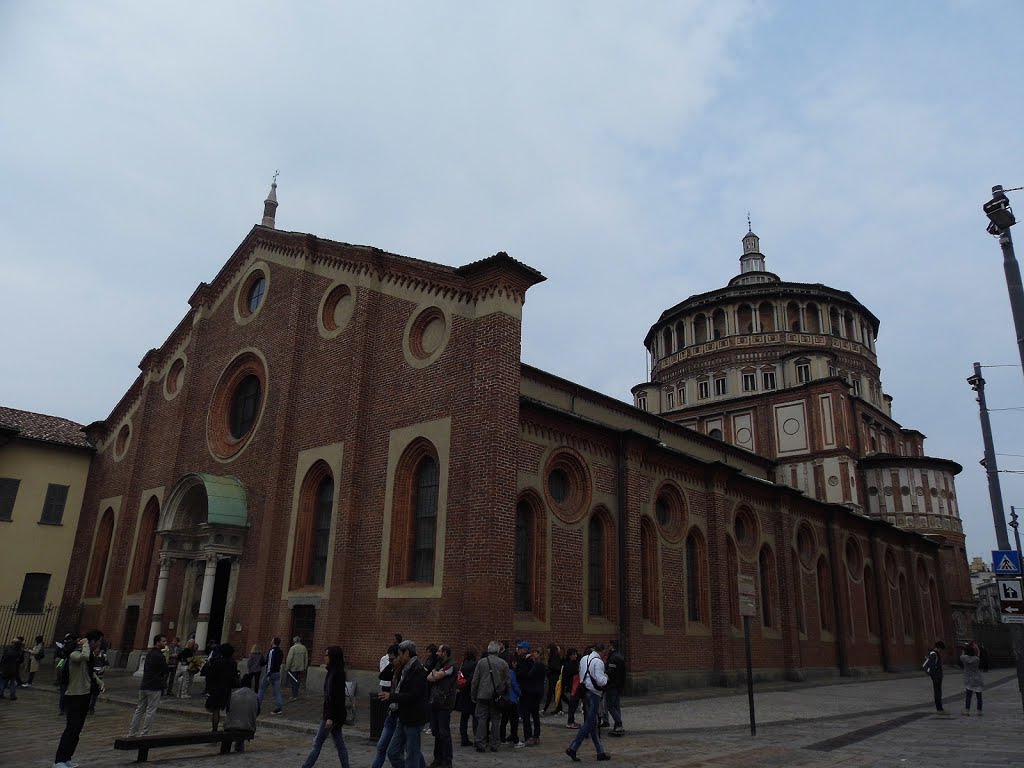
left=193, top=554, right=219, bottom=652
left=147, top=555, right=173, bottom=644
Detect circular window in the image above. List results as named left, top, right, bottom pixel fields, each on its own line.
left=900, top=485, right=911, bottom=496
left=208, top=351, right=268, bottom=461
left=165, top=357, right=186, bottom=399
left=868, top=486, right=878, bottom=496
left=796, top=524, right=815, bottom=569
left=404, top=305, right=451, bottom=368
left=653, top=483, right=686, bottom=541
left=234, top=263, right=271, bottom=325
left=543, top=448, right=591, bottom=524
left=114, top=423, right=131, bottom=461
left=734, top=507, right=758, bottom=554
left=318, top=283, right=355, bottom=338
left=845, top=537, right=863, bottom=578
left=709, top=428, right=723, bottom=440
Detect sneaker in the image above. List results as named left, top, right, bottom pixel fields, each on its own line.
left=597, top=753, right=611, bottom=761
left=272, top=708, right=283, bottom=715
left=514, top=741, right=526, bottom=748
left=566, top=748, right=580, bottom=762
left=599, top=718, right=609, bottom=728
left=566, top=722, right=579, bottom=729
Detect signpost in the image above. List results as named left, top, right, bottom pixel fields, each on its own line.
left=738, top=574, right=757, bottom=736
left=992, top=551, right=1024, bottom=624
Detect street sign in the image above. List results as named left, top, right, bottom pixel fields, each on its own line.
left=738, top=574, right=757, bottom=618
left=992, top=549, right=1021, bottom=575
left=998, top=577, right=1024, bottom=624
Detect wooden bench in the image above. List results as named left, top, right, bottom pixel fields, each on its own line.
left=113, top=729, right=255, bottom=762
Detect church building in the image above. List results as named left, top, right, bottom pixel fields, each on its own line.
left=58, top=189, right=966, bottom=689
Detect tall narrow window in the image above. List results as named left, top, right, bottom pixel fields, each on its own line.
left=636, top=395, right=647, bottom=411
left=742, top=372, right=756, bottom=392
left=677, top=385, right=686, bottom=405
left=792, top=551, right=806, bottom=634
left=588, top=515, right=604, bottom=616
left=308, top=477, right=334, bottom=586
left=698, top=381, right=710, bottom=400
left=865, top=564, right=879, bottom=636
left=85, top=508, right=115, bottom=598
left=0, top=478, right=20, bottom=521
left=727, top=541, right=740, bottom=629
left=796, top=361, right=811, bottom=384
left=686, top=530, right=707, bottom=623
left=762, top=370, right=777, bottom=390
left=759, top=546, right=775, bottom=628
left=40, top=484, right=69, bottom=525
left=514, top=501, right=533, bottom=612
left=817, top=556, right=834, bottom=633
left=714, top=376, right=728, bottom=396
left=411, top=457, right=439, bottom=583
left=16, top=573, right=50, bottom=614
left=640, top=518, right=658, bottom=624
left=128, top=498, right=160, bottom=593
left=666, top=390, right=674, bottom=409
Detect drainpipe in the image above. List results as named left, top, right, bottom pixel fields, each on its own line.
left=825, top=509, right=850, bottom=675
left=616, top=431, right=630, bottom=673
left=868, top=529, right=892, bottom=671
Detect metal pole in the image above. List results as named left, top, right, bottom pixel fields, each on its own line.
left=743, top=615, right=755, bottom=736
left=1012, top=508, right=1024, bottom=560
left=997, top=227, right=1024, bottom=378
left=970, top=363, right=1010, bottom=549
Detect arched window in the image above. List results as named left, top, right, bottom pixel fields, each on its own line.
left=128, top=498, right=160, bottom=593
left=929, top=578, right=941, bottom=641
left=759, top=545, right=775, bottom=628
left=587, top=510, right=614, bottom=619
left=792, top=550, right=805, bottom=634
left=712, top=308, right=727, bottom=339
left=844, top=311, right=855, bottom=340
left=640, top=518, right=658, bottom=624
left=804, top=302, right=821, bottom=333
left=899, top=573, right=913, bottom=638
left=816, top=556, right=834, bottom=634
left=686, top=529, right=708, bottom=624
left=674, top=321, right=686, bottom=351
left=291, top=462, right=335, bottom=589
left=758, top=302, right=775, bottom=332
left=787, top=301, right=801, bottom=332
left=693, top=313, right=708, bottom=344
left=85, top=508, right=115, bottom=598
left=387, top=440, right=440, bottom=586
left=662, top=327, right=673, bottom=357
left=864, top=564, right=879, bottom=636
left=829, top=306, right=841, bottom=337
left=514, top=500, right=533, bottom=612
left=737, top=304, right=754, bottom=334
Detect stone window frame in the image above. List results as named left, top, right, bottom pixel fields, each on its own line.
left=698, top=380, right=710, bottom=400
left=127, top=496, right=160, bottom=594
left=290, top=461, right=336, bottom=590
left=378, top=418, right=450, bottom=599
left=207, top=349, right=269, bottom=462
left=84, top=506, right=116, bottom=599
left=233, top=261, right=271, bottom=326
left=586, top=506, right=616, bottom=623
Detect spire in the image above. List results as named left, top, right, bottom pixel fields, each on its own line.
left=740, top=215, right=764, bottom=274
left=261, top=170, right=279, bottom=228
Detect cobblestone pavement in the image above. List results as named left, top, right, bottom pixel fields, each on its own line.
left=3, top=669, right=1023, bottom=767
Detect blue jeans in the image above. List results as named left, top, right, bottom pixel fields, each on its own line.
left=387, top=721, right=426, bottom=768
left=371, top=712, right=398, bottom=768
left=568, top=691, right=605, bottom=756
left=258, top=670, right=283, bottom=710
left=301, top=719, right=351, bottom=768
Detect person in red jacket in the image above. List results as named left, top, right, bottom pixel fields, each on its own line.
left=301, top=646, right=351, bottom=768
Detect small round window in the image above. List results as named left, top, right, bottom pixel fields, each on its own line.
left=236, top=267, right=269, bottom=323
left=229, top=375, right=261, bottom=439
left=248, top=276, right=266, bottom=314
left=165, top=358, right=185, bottom=398
left=734, top=507, right=758, bottom=554
left=114, top=423, right=131, bottom=461
left=543, top=449, right=591, bottom=524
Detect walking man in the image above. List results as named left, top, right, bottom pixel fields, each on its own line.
left=127, top=634, right=169, bottom=737
left=287, top=635, right=309, bottom=700
left=604, top=640, right=626, bottom=736
left=565, top=642, right=611, bottom=762
left=386, top=640, right=429, bottom=768
left=257, top=636, right=285, bottom=715
left=53, top=629, right=106, bottom=768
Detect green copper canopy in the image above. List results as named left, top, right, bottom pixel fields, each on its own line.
left=195, top=472, right=249, bottom=527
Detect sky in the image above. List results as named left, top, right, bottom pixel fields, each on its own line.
left=3, top=1, right=1024, bottom=561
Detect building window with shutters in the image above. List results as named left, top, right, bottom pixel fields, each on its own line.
left=666, top=389, right=674, bottom=409
left=762, top=370, right=776, bottom=390
left=39, top=484, right=69, bottom=525
left=0, top=478, right=19, bottom=521
left=698, top=380, right=710, bottom=400
left=17, top=573, right=50, bottom=614
left=796, top=360, right=811, bottom=384
left=742, top=372, right=756, bottom=392
left=714, top=376, right=728, bottom=396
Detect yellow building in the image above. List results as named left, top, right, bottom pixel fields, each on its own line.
left=0, top=407, right=93, bottom=642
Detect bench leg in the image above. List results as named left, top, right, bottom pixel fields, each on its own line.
left=137, top=746, right=149, bottom=762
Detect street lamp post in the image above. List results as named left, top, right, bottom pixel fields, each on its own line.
left=980, top=185, right=1024, bottom=714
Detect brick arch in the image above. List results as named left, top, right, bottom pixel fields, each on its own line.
left=685, top=527, right=709, bottom=625
left=291, top=460, right=335, bottom=590
left=387, top=438, right=440, bottom=586
left=128, top=497, right=160, bottom=593
left=758, top=544, right=777, bottom=629
left=514, top=490, right=547, bottom=620
left=85, top=507, right=115, bottom=598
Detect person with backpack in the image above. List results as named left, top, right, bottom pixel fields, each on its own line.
left=923, top=639, right=947, bottom=713
left=565, top=642, right=611, bottom=763
left=53, top=629, right=106, bottom=768
left=960, top=641, right=986, bottom=716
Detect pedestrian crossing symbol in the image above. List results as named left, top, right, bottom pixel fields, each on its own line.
left=992, top=549, right=1021, bottom=575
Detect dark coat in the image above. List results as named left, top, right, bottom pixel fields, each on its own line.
left=605, top=650, right=626, bottom=690
left=394, top=657, right=429, bottom=725
left=141, top=647, right=169, bottom=691
left=516, top=656, right=546, bottom=697
left=203, top=657, right=239, bottom=711
left=455, top=658, right=477, bottom=714
left=322, top=665, right=348, bottom=724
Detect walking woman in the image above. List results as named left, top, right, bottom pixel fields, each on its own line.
left=203, top=643, right=238, bottom=732
left=301, top=645, right=351, bottom=768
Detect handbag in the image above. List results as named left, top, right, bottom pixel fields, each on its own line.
left=457, top=669, right=467, bottom=689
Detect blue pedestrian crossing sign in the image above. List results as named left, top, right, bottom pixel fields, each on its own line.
left=992, top=549, right=1021, bottom=575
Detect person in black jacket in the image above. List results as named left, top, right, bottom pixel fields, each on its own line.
left=542, top=644, right=562, bottom=714
left=427, top=644, right=457, bottom=768
left=385, top=640, right=429, bottom=768
left=127, top=634, right=169, bottom=736
left=300, top=646, right=351, bottom=768
left=455, top=647, right=478, bottom=747
left=204, top=643, right=239, bottom=732
left=604, top=640, right=626, bottom=735
left=516, top=642, right=545, bottom=746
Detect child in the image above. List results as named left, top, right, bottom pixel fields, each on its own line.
left=960, top=641, right=984, bottom=716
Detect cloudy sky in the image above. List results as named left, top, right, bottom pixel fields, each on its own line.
left=3, top=1, right=1023, bottom=560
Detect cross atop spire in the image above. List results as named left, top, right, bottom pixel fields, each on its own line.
left=261, top=172, right=279, bottom=228
left=747, top=211, right=752, bottom=233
